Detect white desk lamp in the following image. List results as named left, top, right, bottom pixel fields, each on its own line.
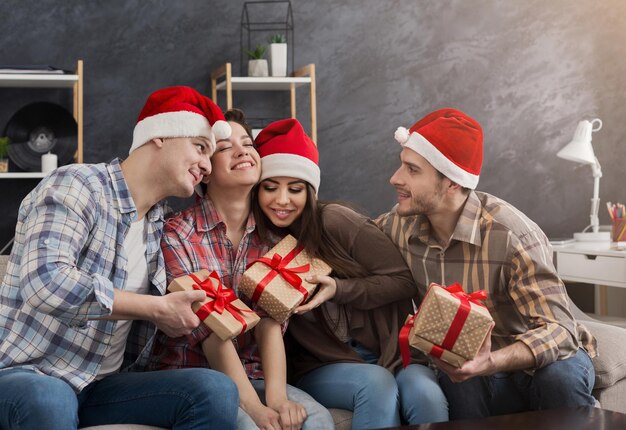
left=557, top=118, right=610, bottom=241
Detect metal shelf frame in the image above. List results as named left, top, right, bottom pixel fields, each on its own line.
left=240, top=1, right=294, bottom=76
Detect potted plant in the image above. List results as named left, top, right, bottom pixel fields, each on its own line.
left=269, top=33, right=287, bottom=77
left=0, top=136, right=9, bottom=172
left=245, top=44, right=268, bottom=77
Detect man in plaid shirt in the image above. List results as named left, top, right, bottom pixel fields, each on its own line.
left=377, top=108, right=597, bottom=420
left=0, top=86, right=239, bottom=430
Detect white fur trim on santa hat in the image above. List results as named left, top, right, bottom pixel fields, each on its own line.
left=212, top=120, right=231, bottom=141
left=260, top=153, right=321, bottom=194
left=130, top=111, right=215, bottom=154
left=402, top=131, right=479, bottom=189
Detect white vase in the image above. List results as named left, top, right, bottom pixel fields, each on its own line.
left=248, top=59, right=268, bottom=77
left=269, top=43, right=287, bottom=77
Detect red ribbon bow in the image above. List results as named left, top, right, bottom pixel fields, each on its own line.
left=445, top=283, right=488, bottom=307
left=249, top=246, right=311, bottom=303
left=399, top=283, right=488, bottom=368
left=189, top=272, right=253, bottom=334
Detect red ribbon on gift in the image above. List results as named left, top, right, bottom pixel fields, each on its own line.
left=428, top=283, right=487, bottom=360
left=249, top=246, right=311, bottom=303
left=399, top=314, right=417, bottom=368
left=399, top=283, right=488, bottom=367
left=189, top=272, right=254, bottom=334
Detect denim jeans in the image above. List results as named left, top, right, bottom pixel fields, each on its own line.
left=396, top=364, right=449, bottom=424
left=0, top=367, right=238, bottom=430
left=438, top=348, right=596, bottom=420
left=296, top=340, right=449, bottom=429
left=296, top=362, right=401, bottom=430
left=237, top=379, right=333, bottom=430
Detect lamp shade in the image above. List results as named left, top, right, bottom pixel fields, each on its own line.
left=556, top=119, right=601, bottom=165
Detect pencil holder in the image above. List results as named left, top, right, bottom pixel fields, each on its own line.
left=611, top=218, right=626, bottom=242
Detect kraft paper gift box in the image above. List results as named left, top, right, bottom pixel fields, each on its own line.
left=167, top=269, right=260, bottom=341
left=400, top=282, right=493, bottom=368
left=240, top=234, right=332, bottom=323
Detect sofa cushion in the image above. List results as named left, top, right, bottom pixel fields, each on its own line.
left=584, top=319, right=626, bottom=388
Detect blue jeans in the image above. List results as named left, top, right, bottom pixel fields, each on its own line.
left=438, top=348, right=596, bottom=420
left=396, top=364, right=449, bottom=424
left=237, top=379, right=333, bottom=430
left=296, top=363, right=400, bottom=430
left=0, top=367, right=238, bottom=430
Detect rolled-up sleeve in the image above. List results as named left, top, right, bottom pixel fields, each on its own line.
left=19, top=176, right=115, bottom=326
left=507, top=231, right=580, bottom=368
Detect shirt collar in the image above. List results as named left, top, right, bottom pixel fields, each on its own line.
left=450, top=191, right=483, bottom=246
left=194, top=194, right=257, bottom=234
left=107, top=158, right=164, bottom=223
left=414, top=191, right=483, bottom=247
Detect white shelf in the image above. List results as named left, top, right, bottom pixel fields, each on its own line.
left=0, top=172, right=47, bottom=179
left=0, top=74, right=79, bottom=88
left=211, top=63, right=317, bottom=142
left=215, top=76, right=311, bottom=91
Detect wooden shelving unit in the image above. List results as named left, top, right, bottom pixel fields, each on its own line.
left=0, top=59, right=84, bottom=177
left=210, top=63, right=317, bottom=142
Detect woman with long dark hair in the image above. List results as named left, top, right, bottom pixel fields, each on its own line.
left=252, top=118, right=449, bottom=429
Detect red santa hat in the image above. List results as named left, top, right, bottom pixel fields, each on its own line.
left=394, top=108, right=483, bottom=189
left=130, top=86, right=231, bottom=154
left=255, top=118, right=320, bottom=193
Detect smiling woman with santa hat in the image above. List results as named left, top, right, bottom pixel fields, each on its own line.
left=149, top=109, right=334, bottom=430
left=252, top=118, right=449, bottom=428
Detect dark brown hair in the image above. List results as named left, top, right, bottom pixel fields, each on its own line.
left=224, top=108, right=253, bottom=138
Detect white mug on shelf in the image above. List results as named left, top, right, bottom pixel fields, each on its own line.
left=41, top=152, right=58, bottom=174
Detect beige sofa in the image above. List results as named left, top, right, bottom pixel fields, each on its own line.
left=2, top=255, right=626, bottom=429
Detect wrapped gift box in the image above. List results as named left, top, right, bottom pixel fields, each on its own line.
left=405, top=282, right=493, bottom=368
left=167, top=269, right=260, bottom=341
left=240, top=234, right=332, bottom=323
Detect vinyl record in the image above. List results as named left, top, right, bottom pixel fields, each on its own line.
left=4, top=102, right=77, bottom=172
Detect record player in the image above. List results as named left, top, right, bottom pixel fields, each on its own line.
left=3, top=102, right=77, bottom=172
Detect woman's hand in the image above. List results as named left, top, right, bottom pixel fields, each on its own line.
left=246, top=402, right=282, bottom=430
left=294, top=274, right=337, bottom=314
left=268, top=399, right=307, bottom=430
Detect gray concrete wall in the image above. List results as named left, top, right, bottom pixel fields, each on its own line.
left=1, top=0, right=625, bottom=250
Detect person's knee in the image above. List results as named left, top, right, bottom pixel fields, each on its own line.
left=14, top=375, right=78, bottom=428
left=353, top=366, right=399, bottom=415
left=360, top=365, right=398, bottom=395
left=398, top=365, right=444, bottom=395
left=534, top=354, right=594, bottom=394
left=397, top=365, right=448, bottom=423
left=186, top=368, right=238, bottom=404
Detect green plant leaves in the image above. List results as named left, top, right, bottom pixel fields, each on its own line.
left=245, top=44, right=267, bottom=59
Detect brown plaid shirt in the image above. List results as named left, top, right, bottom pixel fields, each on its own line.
left=377, top=191, right=596, bottom=369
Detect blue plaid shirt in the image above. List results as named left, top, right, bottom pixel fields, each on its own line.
left=0, top=159, right=166, bottom=392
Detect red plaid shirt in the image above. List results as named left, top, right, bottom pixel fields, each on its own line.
left=148, top=196, right=279, bottom=379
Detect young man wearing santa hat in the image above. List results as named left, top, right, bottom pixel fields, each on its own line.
left=0, top=86, right=239, bottom=429
left=377, top=108, right=597, bottom=419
